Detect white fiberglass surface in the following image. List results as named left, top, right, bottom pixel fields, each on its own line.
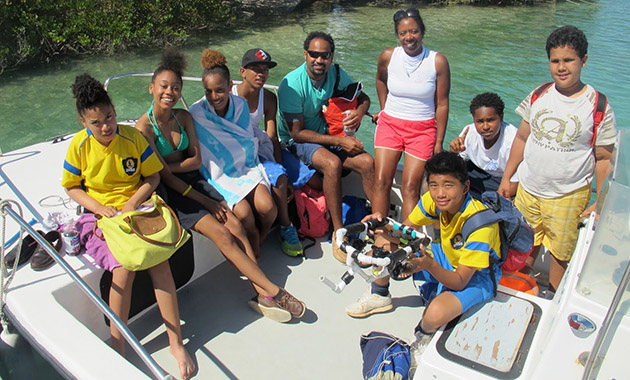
left=577, top=130, right=630, bottom=315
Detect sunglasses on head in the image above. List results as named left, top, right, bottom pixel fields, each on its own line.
left=307, top=50, right=332, bottom=60
left=394, top=8, right=420, bottom=21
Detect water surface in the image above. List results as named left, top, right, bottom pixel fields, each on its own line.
left=0, top=0, right=627, bottom=155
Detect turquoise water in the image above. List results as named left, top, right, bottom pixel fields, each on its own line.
left=0, top=0, right=628, bottom=155
left=0, top=1, right=628, bottom=378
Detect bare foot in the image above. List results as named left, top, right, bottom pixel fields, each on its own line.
left=170, top=343, right=195, bottom=380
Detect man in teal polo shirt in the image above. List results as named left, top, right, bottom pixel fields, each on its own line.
left=278, top=31, right=375, bottom=262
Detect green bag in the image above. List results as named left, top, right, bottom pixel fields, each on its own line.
left=96, top=194, right=190, bottom=271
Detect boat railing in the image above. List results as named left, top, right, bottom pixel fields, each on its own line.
left=103, top=72, right=279, bottom=117
left=0, top=199, right=175, bottom=380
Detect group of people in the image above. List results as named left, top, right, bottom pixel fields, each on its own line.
left=59, top=6, right=616, bottom=378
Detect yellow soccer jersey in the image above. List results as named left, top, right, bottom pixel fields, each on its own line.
left=62, top=125, right=163, bottom=210
left=408, top=192, right=501, bottom=269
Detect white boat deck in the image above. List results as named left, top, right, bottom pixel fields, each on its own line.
left=3, top=133, right=630, bottom=380
left=0, top=136, right=423, bottom=379
left=129, top=235, right=424, bottom=380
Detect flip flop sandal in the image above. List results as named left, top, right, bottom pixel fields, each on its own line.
left=31, top=230, right=62, bottom=271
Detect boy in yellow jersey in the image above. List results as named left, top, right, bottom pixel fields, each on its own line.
left=348, top=152, right=501, bottom=354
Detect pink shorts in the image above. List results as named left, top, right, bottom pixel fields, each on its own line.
left=374, top=112, right=436, bottom=160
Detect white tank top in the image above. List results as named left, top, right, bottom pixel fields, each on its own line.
left=231, top=84, right=275, bottom=162
left=231, top=84, right=264, bottom=130
left=383, top=46, right=437, bottom=121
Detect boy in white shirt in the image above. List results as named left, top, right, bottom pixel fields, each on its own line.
left=498, top=26, right=617, bottom=292
left=449, top=92, right=518, bottom=199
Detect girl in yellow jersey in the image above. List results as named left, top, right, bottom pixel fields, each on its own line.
left=62, top=74, right=194, bottom=379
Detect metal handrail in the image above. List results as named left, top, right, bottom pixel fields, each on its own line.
left=103, top=72, right=279, bottom=113
left=0, top=202, right=174, bottom=380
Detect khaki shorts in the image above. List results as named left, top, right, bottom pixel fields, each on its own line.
left=514, top=184, right=591, bottom=261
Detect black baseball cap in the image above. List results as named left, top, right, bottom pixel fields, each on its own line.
left=241, top=48, right=277, bottom=69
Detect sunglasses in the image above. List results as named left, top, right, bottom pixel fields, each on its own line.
left=307, top=50, right=332, bottom=60
left=394, top=8, right=421, bottom=21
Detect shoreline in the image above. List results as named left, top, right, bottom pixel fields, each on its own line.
left=0, top=0, right=549, bottom=74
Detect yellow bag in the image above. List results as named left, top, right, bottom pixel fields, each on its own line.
left=96, top=194, right=190, bottom=271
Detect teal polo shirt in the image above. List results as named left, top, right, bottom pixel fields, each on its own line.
left=277, top=62, right=353, bottom=143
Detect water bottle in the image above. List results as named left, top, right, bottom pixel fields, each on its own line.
left=62, top=217, right=81, bottom=256
left=343, top=110, right=356, bottom=137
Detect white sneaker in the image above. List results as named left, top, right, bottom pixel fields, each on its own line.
left=410, top=331, right=434, bottom=370
left=345, top=289, right=393, bottom=318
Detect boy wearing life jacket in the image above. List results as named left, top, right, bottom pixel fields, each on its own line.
left=348, top=152, right=502, bottom=356
left=498, top=25, right=617, bottom=293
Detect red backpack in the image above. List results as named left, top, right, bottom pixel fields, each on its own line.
left=323, top=64, right=362, bottom=137
left=294, top=185, right=331, bottom=238
left=530, top=82, right=607, bottom=146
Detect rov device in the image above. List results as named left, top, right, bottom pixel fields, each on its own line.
left=320, top=217, right=431, bottom=293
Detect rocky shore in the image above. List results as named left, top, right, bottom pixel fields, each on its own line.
left=237, top=0, right=546, bottom=15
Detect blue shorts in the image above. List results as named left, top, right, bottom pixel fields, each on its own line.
left=287, top=141, right=349, bottom=167
left=261, top=160, right=286, bottom=187
left=260, top=149, right=316, bottom=189
left=412, top=243, right=500, bottom=313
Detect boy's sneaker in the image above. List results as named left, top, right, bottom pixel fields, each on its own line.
left=279, top=225, right=303, bottom=257
left=409, top=331, right=434, bottom=374
left=345, top=290, right=393, bottom=318
left=249, top=289, right=306, bottom=322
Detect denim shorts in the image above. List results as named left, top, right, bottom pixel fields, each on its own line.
left=287, top=141, right=348, bottom=167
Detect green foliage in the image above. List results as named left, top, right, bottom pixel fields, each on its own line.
left=0, top=0, right=238, bottom=74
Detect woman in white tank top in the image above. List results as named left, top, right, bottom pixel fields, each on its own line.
left=372, top=8, right=451, bottom=220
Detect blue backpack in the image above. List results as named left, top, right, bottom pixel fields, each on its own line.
left=360, top=331, right=411, bottom=380
left=461, top=191, right=534, bottom=294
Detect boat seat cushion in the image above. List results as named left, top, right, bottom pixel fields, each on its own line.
left=99, top=236, right=194, bottom=324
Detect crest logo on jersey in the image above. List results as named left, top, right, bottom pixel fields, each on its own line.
left=451, top=233, right=464, bottom=250
left=122, top=157, right=138, bottom=176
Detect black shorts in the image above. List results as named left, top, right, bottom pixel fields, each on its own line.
left=158, top=171, right=224, bottom=230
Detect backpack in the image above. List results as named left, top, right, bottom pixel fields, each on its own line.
left=323, top=64, right=363, bottom=137
left=360, top=331, right=411, bottom=380
left=342, top=195, right=368, bottom=226
left=461, top=191, right=535, bottom=295
left=531, top=82, right=607, bottom=146
left=294, top=184, right=331, bottom=238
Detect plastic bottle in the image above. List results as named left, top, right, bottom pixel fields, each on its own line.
left=343, top=110, right=356, bottom=137
left=62, top=217, right=81, bottom=256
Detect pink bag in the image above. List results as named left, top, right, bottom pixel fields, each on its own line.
left=294, top=185, right=330, bottom=238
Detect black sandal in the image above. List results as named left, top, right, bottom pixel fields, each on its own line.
left=4, top=230, right=44, bottom=267
left=31, top=230, right=62, bottom=271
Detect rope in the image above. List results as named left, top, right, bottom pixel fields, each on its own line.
left=0, top=199, right=25, bottom=332
left=38, top=194, right=78, bottom=210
